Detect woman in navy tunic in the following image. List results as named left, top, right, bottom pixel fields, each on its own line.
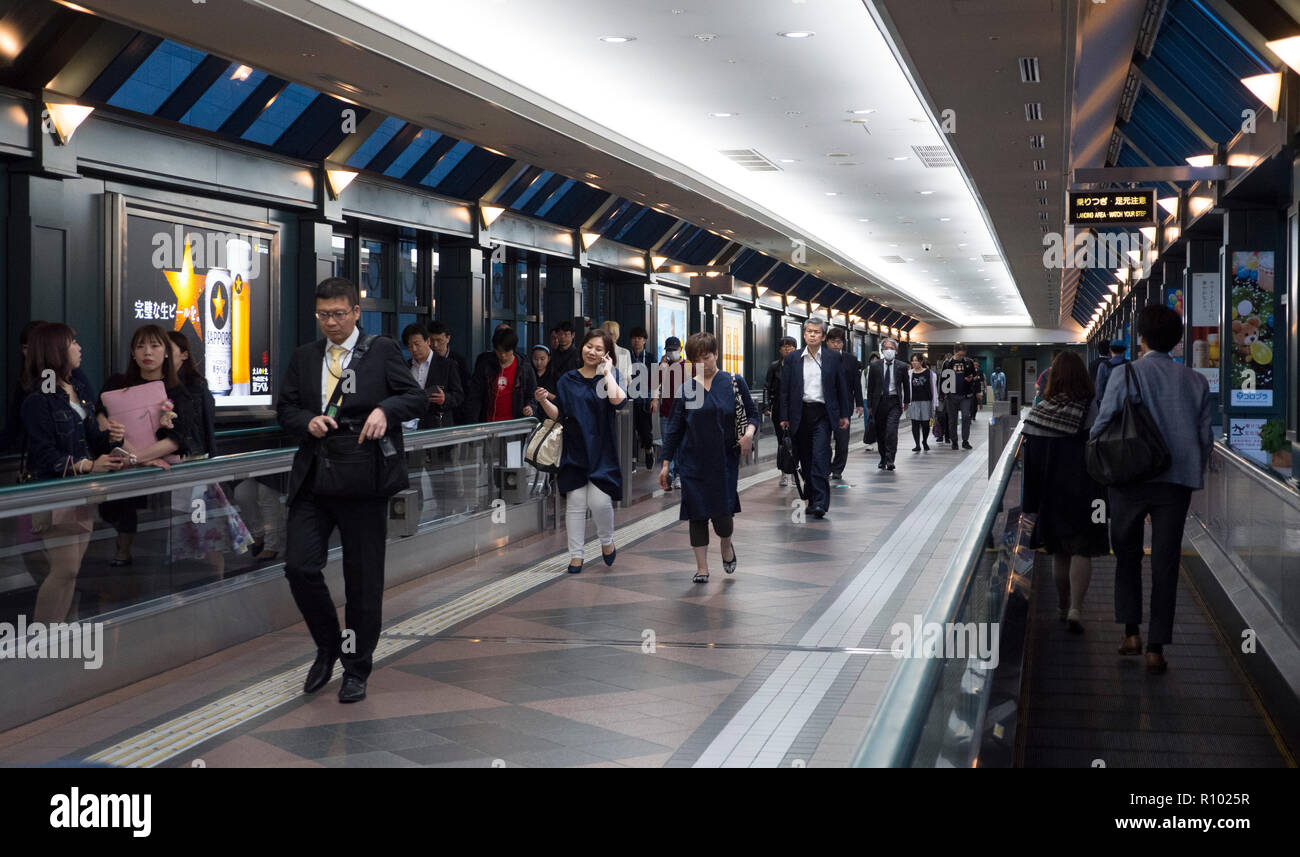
left=659, top=332, right=759, bottom=583
left=535, top=328, right=627, bottom=572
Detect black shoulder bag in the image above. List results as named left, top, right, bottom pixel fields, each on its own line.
left=1084, top=362, right=1171, bottom=486
left=313, top=335, right=409, bottom=499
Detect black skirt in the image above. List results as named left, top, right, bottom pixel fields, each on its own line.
left=1022, top=431, right=1110, bottom=557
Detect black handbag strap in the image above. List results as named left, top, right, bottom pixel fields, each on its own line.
left=324, top=333, right=378, bottom=415
left=1123, top=361, right=1144, bottom=404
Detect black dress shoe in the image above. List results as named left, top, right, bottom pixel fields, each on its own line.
left=962, top=441, right=972, bottom=450
left=303, top=648, right=337, bottom=694
left=877, top=461, right=886, bottom=469
left=811, top=507, right=826, bottom=519
left=338, top=675, right=367, bottom=703
left=886, top=463, right=896, bottom=471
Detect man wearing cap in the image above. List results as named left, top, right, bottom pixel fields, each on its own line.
left=1093, top=339, right=1128, bottom=408
left=765, top=336, right=798, bottom=487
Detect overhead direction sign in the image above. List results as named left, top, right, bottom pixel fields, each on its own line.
left=1067, top=190, right=1157, bottom=227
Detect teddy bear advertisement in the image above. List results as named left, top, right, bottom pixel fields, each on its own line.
left=1229, top=251, right=1274, bottom=407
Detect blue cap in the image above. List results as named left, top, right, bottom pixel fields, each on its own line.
left=532, top=344, right=550, bottom=354
left=1110, top=339, right=1127, bottom=349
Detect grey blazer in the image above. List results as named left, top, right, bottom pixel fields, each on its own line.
left=1089, top=351, right=1212, bottom=490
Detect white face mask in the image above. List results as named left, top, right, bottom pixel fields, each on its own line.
left=882, top=349, right=897, bottom=361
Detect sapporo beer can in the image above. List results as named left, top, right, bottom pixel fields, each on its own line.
left=204, top=268, right=233, bottom=395
left=227, top=238, right=252, bottom=397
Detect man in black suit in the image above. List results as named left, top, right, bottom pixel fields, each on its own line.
left=401, top=322, right=464, bottom=429
left=276, top=277, right=426, bottom=703
left=866, top=337, right=911, bottom=471
left=427, top=320, right=470, bottom=423
left=549, top=320, right=580, bottom=377
left=765, top=336, right=797, bottom=487
left=825, top=328, right=864, bottom=481
left=780, top=317, right=850, bottom=518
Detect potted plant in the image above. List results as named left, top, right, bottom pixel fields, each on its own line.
left=1259, top=419, right=1291, bottom=471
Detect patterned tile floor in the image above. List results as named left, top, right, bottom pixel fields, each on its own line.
left=1, top=431, right=995, bottom=768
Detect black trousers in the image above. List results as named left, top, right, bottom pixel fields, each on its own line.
left=794, top=403, right=832, bottom=512
left=284, top=486, right=388, bottom=680
left=1109, top=481, right=1193, bottom=647
left=945, top=394, right=974, bottom=444
left=689, top=516, right=734, bottom=547
left=633, top=400, right=654, bottom=453
left=831, top=422, right=850, bottom=476
left=873, top=395, right=902, bottom=465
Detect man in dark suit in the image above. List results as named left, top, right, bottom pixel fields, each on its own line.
left=427, top=320, right=470, bottom=423
left=825, top=328, right=864, bottom=481
left=276, top=277, right=426, bottom=703
left=549, top=320, right=580, bottom=377
left=765, top=336, right=797, bottom=487
left=401, top=322, right=464, bottom=429
left=780, top=318, right=850, bottom=518
left=865, top=337, right=911, bottom=471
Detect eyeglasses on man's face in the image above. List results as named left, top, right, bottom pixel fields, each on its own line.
left=315, top=309, right=354, bottom=322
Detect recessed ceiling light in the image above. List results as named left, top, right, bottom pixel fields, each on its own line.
left=919, top=190, right=934, bottom=195
left=849, top=109, right=876, bottom=115
left=694, top=33, right=718, bottom=41
left=708, top=112, right=736, bottom=118
left=939, top=217, right=951, bottom=221
left=599, top=36, right=636, bottom=43
left=858, top=218, right=871, bottom=222
left=825, top=192, right=838, bottom=196
left=827, top=152, right=850, bottom=157
left=778, top=31, right=816, bottom=38
left=891, top=156, right=909, bottom=161
left=778, top=158, right=797, bottom=163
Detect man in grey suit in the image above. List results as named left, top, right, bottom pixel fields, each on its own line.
left=1091, top=305, right=1211, bottom=675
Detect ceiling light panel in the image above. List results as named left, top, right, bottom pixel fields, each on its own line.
left=350, top=0, right=1028, bottom=325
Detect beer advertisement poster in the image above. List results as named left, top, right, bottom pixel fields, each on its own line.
left=115, top=204, right=277, bottom=412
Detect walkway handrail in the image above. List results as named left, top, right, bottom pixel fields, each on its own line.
left=0, top=418, right=537, bottom=518
left=851, top=419, right=1025, bottom=767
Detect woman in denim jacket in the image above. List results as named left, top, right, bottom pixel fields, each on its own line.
left=19, top=324, right=126, bottom=621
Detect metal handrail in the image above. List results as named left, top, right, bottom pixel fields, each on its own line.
left=0, top=418, right=536, bottom=518
left=851, top=420, right=1024, bottom=768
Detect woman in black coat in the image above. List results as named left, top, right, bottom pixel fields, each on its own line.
left=659, top=332, right=759, bottom=583
left=1021, top=352, right=1108, bottom=633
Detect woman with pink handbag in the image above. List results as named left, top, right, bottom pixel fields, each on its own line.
left=19, top=324, right=127, bottom=621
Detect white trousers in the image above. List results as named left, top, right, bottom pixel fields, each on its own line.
left=565, top=481, right=615, bottom=560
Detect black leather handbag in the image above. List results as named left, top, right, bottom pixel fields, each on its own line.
left=312, top=336, right=409, bottom=499
left=777, top=435, right=798, bottom=474
left=1084, top=362, right=1171, bottom=486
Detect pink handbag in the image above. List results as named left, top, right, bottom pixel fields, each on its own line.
left=100, top=381, right=181, bottom=463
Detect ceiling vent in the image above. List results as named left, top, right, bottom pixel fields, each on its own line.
left=1038, top=211, right=1050, bottom=221
left=982, top=254, right=1001, bottom=262
left=911, top=144, right=955, bottom=167
left=1029, top=134, right=1045, bottom=148
left=1025, top=102, right=1043, bottom=121
left=881, top=255, right=908, bottom=263
left=1039, top=197, right=1049, bottom=205
left=1136, top=0, right=1168, bottom=58
left=718, top=149, right=782, bottom=172
left=1018, top=57, right=1041, bottom=83
left=1032, top=159, right=1047, bottom=170
left=1035, top=179, right=1049, bottom=190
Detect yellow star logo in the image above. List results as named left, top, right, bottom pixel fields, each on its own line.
left=163, top=239, right=203, bottom=339
left=212, top=290, right=226, bottom=323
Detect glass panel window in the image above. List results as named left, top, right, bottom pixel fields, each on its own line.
left=331, top=234, right=351, bottom=280
left=241, top=83, right=318, bottom=146
left=385, top=129, right=441, bottom=179
left=491, top=260, right=506, bottom=314
left=398, top=239, right=419, bottom=307
left=515, top=259, right=529, bottom=317
left=180, top=62, right=268, bottom=131
left=107, top=40, right=205, bottom=116
left=359, top=240, right=387, bottom=300
left=347, top=116, right=405, bottom=169
left=361, top=310, right=384, bottom=337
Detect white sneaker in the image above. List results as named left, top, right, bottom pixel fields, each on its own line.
left=779, top=475, right=790, bottom=487
left=673, top=476, right=682, bottom=490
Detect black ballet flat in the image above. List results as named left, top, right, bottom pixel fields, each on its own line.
left=568, top=560, right=584, bottom=574
left=603, top=546, right=616, bottom=566
left=692, top=570, right=709, bottom=583
left=722, top=547, right=737, bottom=575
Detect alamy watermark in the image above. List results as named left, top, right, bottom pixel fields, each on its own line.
left=889, top=615, right=1000, bottom=668
left=1042, top=226, right=1153, bottom=273
left=0, top=616, right=104, bottom=669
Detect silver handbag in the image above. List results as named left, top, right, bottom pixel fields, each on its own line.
left=524, top=418, right=564, bottom=473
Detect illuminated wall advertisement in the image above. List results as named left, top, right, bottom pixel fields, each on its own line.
left=1228, top=252, right=1274, bottom=407
left=1189, top=272, right=1220, bottom=394
left=115, top=199, right=277, bottom=410
left=655, top=293, right=688, bottom=354
left=721, top=306, right=745, bottom=377
left=1165, top=286, right=1185, bottom=362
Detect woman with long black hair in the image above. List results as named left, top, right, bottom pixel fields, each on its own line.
left=906, top=354, right=938, bottom=452
left=20, top=324, right=125, bottom=620
left=659, top=331, right=759, bottom=583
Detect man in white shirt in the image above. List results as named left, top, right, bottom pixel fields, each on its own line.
left=779, top=318, right=850, bottom=518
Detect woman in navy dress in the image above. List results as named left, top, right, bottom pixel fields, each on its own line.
left=659, top=332, right=759, bottom=583
left=535, top=328, right=628, bottom=572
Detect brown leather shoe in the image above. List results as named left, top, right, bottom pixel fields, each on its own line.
left=1118, top=635, right=1142, bottom=655
left=1145, top=652, right=1168, bottom=674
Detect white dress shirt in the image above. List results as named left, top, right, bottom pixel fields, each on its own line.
left=320, top=326, right=360, bottom=412
left=411, top=351, right=433, bottom=389
left=801, top=347, right=825, bottom=403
